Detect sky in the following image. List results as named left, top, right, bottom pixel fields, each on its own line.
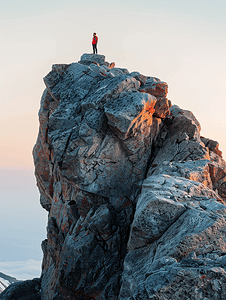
left=0, top=0, right=226, bottom=279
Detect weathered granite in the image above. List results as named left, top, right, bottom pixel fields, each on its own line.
left=30, top=54, right=226, bottom=299
left=119, top=102, right=226, bottom=299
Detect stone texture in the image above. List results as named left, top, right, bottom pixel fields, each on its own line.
left=120, top=173, right=226, bottom=299
left=0, top=278, right=41, bottom=300
left=27, top=53, right=226, bottom=299
left=32, top=54, right=167, bottom=300
left=201, top=136, right=223, bottom=157
left=139, top=77, right=168, bottom=98
left=119, top=100, right=226, bottom=299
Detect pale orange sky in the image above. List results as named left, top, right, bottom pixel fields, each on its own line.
left=0, top=0, right=226, bottom=170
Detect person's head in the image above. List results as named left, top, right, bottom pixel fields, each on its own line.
left=93, top=32, right=96, bottom=36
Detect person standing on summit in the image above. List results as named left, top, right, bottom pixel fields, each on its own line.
left=92, top=33, right=98, bottom=54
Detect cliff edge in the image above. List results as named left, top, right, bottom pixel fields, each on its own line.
left=5, top=54, right=226, bottom=300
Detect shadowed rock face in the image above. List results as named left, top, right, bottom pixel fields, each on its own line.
left=0, top=278, right=41, bottom=300
left=31, top=54, right=226, bottom=300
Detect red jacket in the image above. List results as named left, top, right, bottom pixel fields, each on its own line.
left=92, top=36, right=98, bottom=45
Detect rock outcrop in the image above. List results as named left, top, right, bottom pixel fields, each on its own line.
left=0, top=272, right=17, bottom=294
left=30, top=54, right=226, bottom=299
left=0, top=278, right=41, bottom=299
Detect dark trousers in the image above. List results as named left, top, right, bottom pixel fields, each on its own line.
left=92, top=44, right=97, bottom=54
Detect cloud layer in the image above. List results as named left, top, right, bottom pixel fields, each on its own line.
left=0, top=259, right=42, bottom=280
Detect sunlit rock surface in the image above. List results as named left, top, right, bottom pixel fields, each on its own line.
left=30, top=54, right=226, bottom=299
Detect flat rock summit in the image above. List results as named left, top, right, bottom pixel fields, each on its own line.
left=2, top=53, right=226, bottom=300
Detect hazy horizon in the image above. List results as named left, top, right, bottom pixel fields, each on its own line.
left=0, top=169, right=46, bottom=279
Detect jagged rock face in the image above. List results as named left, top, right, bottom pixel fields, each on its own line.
left=33, top=54, right=226, bottom=300
left=119, top=107, right=226, bottom=299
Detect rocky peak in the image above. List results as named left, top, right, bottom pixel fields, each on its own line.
left=23, top=53, right=226, bottom=299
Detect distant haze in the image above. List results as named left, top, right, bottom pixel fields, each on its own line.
left=0, top=169, right=46, bottom=278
